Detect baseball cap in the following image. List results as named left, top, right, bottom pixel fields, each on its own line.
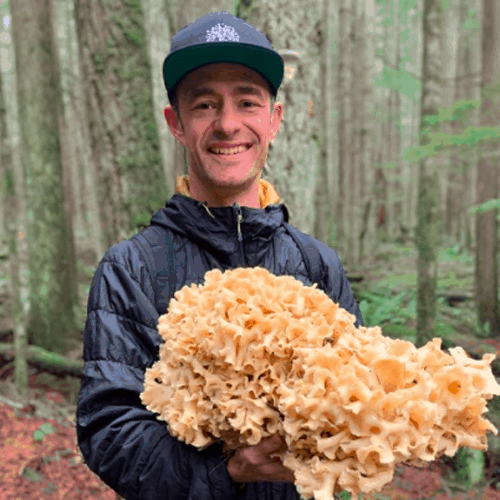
left=163, top=12, right=284, bottom=102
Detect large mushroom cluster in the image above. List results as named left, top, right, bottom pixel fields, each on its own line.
left=140, top=267, right=500, bottom=500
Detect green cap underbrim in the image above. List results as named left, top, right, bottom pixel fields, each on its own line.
left=163, top=42, right=284, bottom=96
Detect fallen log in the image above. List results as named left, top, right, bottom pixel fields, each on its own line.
left=0, top=343, right=83, bottom=377
left=437, top=291, right=473, bottom=307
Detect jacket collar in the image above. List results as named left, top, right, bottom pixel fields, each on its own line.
left=175, top=174, right=281, bottom=208
left=149, top=176, right=289, bottom=263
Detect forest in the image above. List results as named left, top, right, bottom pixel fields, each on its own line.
left=1, top=0, right=500, bottom=499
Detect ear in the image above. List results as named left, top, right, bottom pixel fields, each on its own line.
left=164, top=105, right=187, bottom=146
left=269, top=102, right=284, bottom=144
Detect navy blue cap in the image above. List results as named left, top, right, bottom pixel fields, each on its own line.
left=163, top=12, right=284, bottom=100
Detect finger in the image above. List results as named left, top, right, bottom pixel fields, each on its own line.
left=257, top=435, right=285, bottom=454
left=260, top=462, right=295, bottom=483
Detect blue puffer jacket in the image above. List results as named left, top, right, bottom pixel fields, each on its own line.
left=76, top=182, right=364, bottom=500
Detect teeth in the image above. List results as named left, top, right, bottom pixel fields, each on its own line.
left=209, top=145, right=249, bottom=155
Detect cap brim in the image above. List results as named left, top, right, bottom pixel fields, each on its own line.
left=163, top=43, right=284, bottom=95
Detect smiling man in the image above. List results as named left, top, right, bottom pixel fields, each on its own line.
left=77, top=11, right=363, bottom=500
left=164, top=62, right=283, bottom=208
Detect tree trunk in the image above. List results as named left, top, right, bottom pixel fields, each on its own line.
left=336, top=0, right=353, bottom=258
left=408, top=1, right=424, bottom=238
left=241, top=0, right=322, bottom=236
left=0, top=56, right=29, bottom=396
left=400, top=2, right=423, bottom=241
left=440, top=0, right=460, bottom=238
left=348, top=0, right=359, bottom=268
left=313, top=0, right=333, bottom=246
left=10, top=0, right=77, bottom=354
left=475, top=0, right=500, bottom=335
left=416, top=0, right=442, bottom=347
left=464, top=0, right=482, bottom=253
left=448, top=0, right=481, bottom=247
left=387, top=0, right=402, bottom=242
left=374, top=2, right=390, bottom=243
left=358, top=0, right=377, bottom=261
left=0, top=343, right=83, bottom=377
left=55, top=0, right=106, bottom=263
left=142, top=0, right=175, bottom=199
left=74, top=0, right=167, bottom=247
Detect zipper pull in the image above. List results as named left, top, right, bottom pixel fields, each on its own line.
left=236, top=205, right=243, bottom=242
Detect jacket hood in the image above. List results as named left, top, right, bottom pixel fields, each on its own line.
left=149, top=176, right=290, bottom=262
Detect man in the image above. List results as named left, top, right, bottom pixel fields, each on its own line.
left=77, top=11, right=363, bottom=500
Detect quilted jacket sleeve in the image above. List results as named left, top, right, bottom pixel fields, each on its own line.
left=76, top=242, right=243, bottom=500
left=319, top=243, right=364, bottom=328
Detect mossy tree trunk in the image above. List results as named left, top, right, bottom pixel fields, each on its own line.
left=313, top=0, right=333, bottom=246
left=0, top=56, right=28, bottom=395
left=74, top=0, right=167, bottom=247
left=239, top=0, right=322, bottom=235
left=10, top=0, right=77, bottom=355
left=52, top=0, right=105, bottom=262
left=416, top=0, right=443, bottom=347
left=475, top=0, right=500, bottom=335
left=353, top=0, right=376, bottom=266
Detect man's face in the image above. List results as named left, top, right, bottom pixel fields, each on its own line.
left=164, top=63, right=283, bottom=199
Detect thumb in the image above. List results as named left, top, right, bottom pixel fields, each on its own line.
left=258, top=435, right=284, bottom=455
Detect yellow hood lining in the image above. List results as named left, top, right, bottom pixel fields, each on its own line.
left=176, top=175, right=281, bottom=209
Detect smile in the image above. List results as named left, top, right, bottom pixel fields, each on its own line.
left=207, top=145, right=252, bottom=155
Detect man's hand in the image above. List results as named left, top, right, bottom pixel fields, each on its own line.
left=226, top=435, right=295, bottom=484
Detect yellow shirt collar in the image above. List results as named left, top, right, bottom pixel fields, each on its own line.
left=175, top=175, right=281, bottom=208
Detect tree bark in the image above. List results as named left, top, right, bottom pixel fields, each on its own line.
left=408, top=1, right=424, bottom=238
left=69, top=0, right=105, bottom=261
left=142, top=0, right=175, bottom=200
left=0, top=54, right=29, bottom=396
left=348, top=0, right=360, bottom=267
left=337, top=0, right=353, bottom=258
left=313, top=0, right=333, bottom=246
left=440, top=0, right=460, bottom=238
left=358, top=0, right=377, bottom=260
left=10, top=0, right=77, bottom=354
left=416, top=0, right=442, bottom=347
left=0, top=343, right=83, bottom=377
left=241, top=0, right=322, bottom=236
left=387, top=0, right=402, bottom=241
left=74, top=0, right=167, bottom=247
left=475, top=0, right=500, bottom=335
left=465, top=0, right=482, bottom=252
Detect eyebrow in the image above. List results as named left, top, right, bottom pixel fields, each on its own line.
left=188, top=85, right=266, bottom=102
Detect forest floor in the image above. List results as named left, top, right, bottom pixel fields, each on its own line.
left=1, top=240, right=500, bottom=499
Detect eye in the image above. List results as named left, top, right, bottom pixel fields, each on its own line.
left=194, top=102, right=215, bottom=110
left=241, top=101, right=259, bottom=108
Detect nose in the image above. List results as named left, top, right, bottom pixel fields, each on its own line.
left=212, top=101, right=241, bottom=137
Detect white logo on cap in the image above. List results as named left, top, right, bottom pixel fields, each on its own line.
left=205, top=23, right=240, bottom=42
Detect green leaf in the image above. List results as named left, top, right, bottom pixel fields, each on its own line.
left=20, top=466, right=45, bottom=483
left=470, top=199, right=500, bottom=214
left=374, top=66, right=421, bottom=101
left=463, top=16, right=480, bottom=30
left=454, top=447, right=485, bottom=487
left=338, top=490, right=352, bottom=500
left=33, top=430, right=45, bottom=442
left=39, top=422, right=55, bottom=435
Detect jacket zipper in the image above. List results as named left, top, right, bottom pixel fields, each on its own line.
left=236, top=210, right=243, bottom=242
left=234, top=204, right=246, bottom=264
